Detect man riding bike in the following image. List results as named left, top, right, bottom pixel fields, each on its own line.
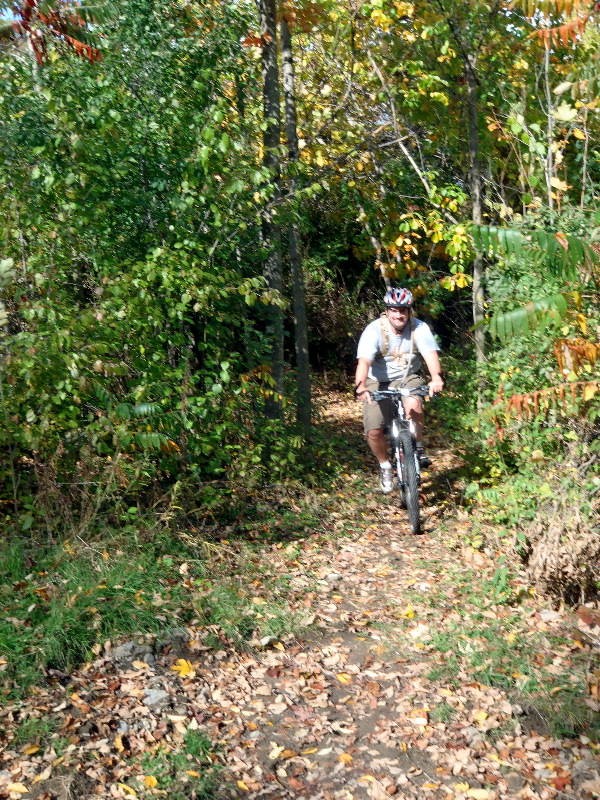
left=354, top=287, right=444, bottom=493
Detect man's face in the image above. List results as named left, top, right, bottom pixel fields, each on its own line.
left=386, top=306, right=410, bottom=332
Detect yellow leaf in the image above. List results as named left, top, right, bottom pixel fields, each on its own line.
left=316, top=153, right=326, bottom=167
left=576, top=312, right=588, bottom=334
left=143, top=776, right=158, bottom=788
left=467, top=790, right=490, bottom=800
left=272, top=642, right=285, bottom=651
left=550, top=176, right=569, bottom=192
left=506, top=632, right=516, bottom=644
left=302, top=747, right=318, bottom=755
left=338, top=753, right=353, bottom=764
left=251, top=597, right=266, bottom=605
left=237, top=780, right=250, bottom=791
left=472, top=709, right=488, bottom=723
left=6, top=784, right=29, bottom=794
left=573, top=128, right=586, bottom=139
left=399, top=605, right=414, bottom=618
left=186, top=770, right=201, bottom=777
left=171, top=658, right=196, bottom=678
left=336, top=673, right=353, bottom=685
left=358, top=775, right=375, bottom=782
left=21, top=744, right=40, bottom=755
left=114, top=735, right=124, bottom=753
left=118, top=784, right=137, bottom=796
left=454, top=783, right=470, bottom=791
left=423, top=783, right=439, bottom=789
left=131, top=660, right=149, bottom=670
left=583, top=384, right=598, bottom=401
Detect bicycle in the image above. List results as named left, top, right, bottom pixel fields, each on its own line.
left=370, top=385, right=429, bottom=535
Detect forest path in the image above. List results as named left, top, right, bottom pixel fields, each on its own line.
left=2, top=394, right=599, bottom=800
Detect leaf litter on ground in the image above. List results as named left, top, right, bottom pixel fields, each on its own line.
left=1, top=392, right=599, bottom=799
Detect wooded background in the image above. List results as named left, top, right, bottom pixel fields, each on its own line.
left=0, top=0, right=599, bottom=655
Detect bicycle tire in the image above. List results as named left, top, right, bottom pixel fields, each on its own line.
left=399, top=430, right=421, bottom=535
left=393, top=442, right=406, bottom=508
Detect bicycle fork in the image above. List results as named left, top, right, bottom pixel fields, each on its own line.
left=391, top=419, right=421, bottom=490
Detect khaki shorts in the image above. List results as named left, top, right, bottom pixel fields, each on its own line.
left=362, top=374, right=424, bottom=434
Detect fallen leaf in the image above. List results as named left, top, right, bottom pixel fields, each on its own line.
left=21, top=744, right=40, bottom=755
left=6, top=785, right=28, bottom=794
left=131, top=660, right=149, bottom=670
left=114, top=735, right=125, bottom=753
left=454, top=784, right=470, bottom=791
left=301, top=747, right=318, bottom=754
left=339, top=753, right=353, bottom=764
left=170, top=659, right=196, bottom=678
left=472, top=709, right=488, bottom=723
left=268, top=744, right=285, bottom=760
left=143, top=776, right=158, bottom=788
left=237, top=780, right=250, bottom=791
left=466, top=790, right=490, bottom=799
left=336, top=673, right=353, bottom=684
left=186, top=770, right=201, bottom=778
left=32, top=767, right=52, bottom=784
left=118, top=784, right=137, bottom=796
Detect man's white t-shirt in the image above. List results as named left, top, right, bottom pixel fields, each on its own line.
left=356, top=316, right=440, bottom=382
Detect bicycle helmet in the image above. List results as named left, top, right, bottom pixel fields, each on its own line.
left=384, top=287, right=413, bottom=308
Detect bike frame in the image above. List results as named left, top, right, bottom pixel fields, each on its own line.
left=371, top=386, right=428, bottom=490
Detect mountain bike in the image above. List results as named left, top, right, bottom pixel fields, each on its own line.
left=370, top=386, right=429, bottom=535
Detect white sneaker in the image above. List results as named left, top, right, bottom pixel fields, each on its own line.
left=379, top=466, right=394, bottom=494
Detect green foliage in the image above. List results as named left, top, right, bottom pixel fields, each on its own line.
left=135, top=730, right=220, bottom=798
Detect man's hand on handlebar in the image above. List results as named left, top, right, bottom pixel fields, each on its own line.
left=428, top=376, right=444, bottom=397
left=354, top=384, right=373, bottom=404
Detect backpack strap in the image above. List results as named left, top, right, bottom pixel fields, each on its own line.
left=374, top=315, right=416, bottom=363
left=375, top=314, right=391, bottom=359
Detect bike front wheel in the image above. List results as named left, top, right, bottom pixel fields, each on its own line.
left=399, top=430, right=420, bottom=535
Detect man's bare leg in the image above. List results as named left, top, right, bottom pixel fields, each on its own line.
left=366, top=428, right=388, bottom=462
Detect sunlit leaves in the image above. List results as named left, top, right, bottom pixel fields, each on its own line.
left=488, top=292, right=571, bottom=342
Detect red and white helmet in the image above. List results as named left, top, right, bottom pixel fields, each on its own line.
left=384, top=287, right=413, bottom=308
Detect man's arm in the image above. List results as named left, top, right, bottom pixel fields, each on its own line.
left=354, top=357, right=373, bottom=403
left=422, top=350, right=444, bottom=397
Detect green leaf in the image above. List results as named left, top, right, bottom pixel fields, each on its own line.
left=487, top=293, right=572, bottom=343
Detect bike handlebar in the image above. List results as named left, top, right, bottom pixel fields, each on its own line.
left=371, top=386, right=430, bottom=401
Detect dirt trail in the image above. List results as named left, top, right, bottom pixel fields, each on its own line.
left=2, top=396, right=599, bottom=800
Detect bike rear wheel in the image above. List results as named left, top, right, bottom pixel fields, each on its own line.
left=399, top=430, right=420, bottom=535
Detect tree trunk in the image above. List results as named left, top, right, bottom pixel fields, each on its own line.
left=543, top=42, right=555, bottom=214
left=259, top=0, right=283, bottom=417
left=466, top=53, right=486, bottom=393
left=280, top=16, right=311, bottom=430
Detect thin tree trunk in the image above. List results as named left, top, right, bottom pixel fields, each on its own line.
left=466, top=53, right=486, bottom=408
left=580, top=104, right=589, bottom=210
left=543, top=42, right=555, bottom=213
left=259, top=0, right=283, bottom=417
left=280, top=16, right=311, bottom=430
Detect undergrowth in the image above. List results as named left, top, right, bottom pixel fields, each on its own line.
left=0, top=411, right=359, bottom=698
